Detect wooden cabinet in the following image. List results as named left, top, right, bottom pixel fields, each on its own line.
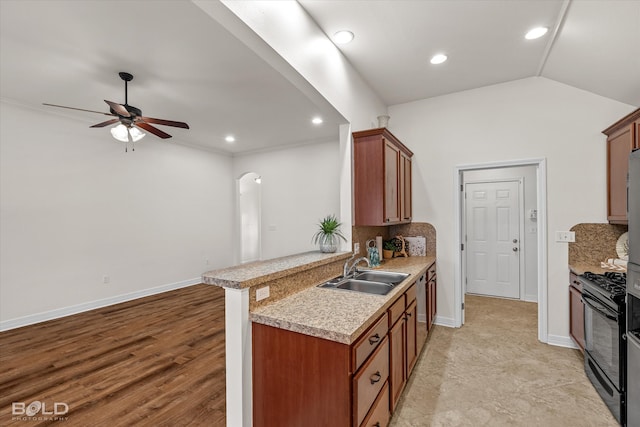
left=400, top=151, right=412, bottom=223
left=426, top=262, right=437, bottom=332
left=602, top=108, right=640, bottom=224
left=353, top=128, right=413, bottom=226
left=389, top=283, right=417, bottom=411
left=253, top=312, right=390, bottom=427
left=569, top=272, right=585, bottom=353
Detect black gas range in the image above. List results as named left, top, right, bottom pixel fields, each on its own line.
left=579, top=271, right=627, bottom=426
left=580, top=271, right=627, bottom=307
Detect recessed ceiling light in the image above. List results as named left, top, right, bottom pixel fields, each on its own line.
left=525, top=27, right=548, bottom=40
left=312, top=117, right=323, bottom=125
left=430, top=54, right=448, bottom=65
left=225, top=135, right=235, bottom=143
left=333, top=30, right=354, bottom=45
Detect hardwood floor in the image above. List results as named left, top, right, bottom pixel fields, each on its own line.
left=0, top=284, right=226, bottom=426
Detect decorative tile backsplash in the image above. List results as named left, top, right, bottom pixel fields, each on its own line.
left=569, top=223, right=628, bottom=266
left=352, top=222, right=436, bottom=258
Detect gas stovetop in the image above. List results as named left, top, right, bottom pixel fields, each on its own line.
left=580, top=271, right=627, bottom=305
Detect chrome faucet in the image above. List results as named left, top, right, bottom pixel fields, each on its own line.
left=343, top=255, right=371, bottom=278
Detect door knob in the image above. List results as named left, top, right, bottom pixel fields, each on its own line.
left=513, top=247, right=518, bottom=252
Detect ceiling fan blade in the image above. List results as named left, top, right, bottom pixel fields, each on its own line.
left=138, top=116, right=189, bottom=129
left=90, top=118, right=121, bottom=128
left=43, top=103, right=116, bottom=116
left=135, top=122, right=172, bottom=139
left=104, top=100, right=130, bottom=117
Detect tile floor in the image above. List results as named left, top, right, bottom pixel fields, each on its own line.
left=390, top=294, right=619, bottom=426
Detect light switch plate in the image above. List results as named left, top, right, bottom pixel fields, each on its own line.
left=354, top=243, right=360, bottom=254
left=256, top=286, right=270, bottom=301
left=555, top=231, right=575, bottom=243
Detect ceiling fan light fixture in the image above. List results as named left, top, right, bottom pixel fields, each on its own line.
left=129, top=126, right=145, bottom=142
left=110, top=123, right=145, bottom=142
left=525, top=27, right=548, bottom=40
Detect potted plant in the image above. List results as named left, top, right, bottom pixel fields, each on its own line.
left=383, top=240, right=395, bottom=259
left=312, top=214, right=347, bottom=253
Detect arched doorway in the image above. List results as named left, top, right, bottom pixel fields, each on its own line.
left=238, top=172, right=262, bottom=264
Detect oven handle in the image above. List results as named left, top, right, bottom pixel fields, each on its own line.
left=582, top=293, right=618, bottom=321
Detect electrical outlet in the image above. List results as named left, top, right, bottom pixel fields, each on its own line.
left=354, top=242, right=360, bottom=254
left=256, top=286, right=270, bottom=301
left=103, top=275, right=110, bottom=284
left=555, top=231, right=575, bottom=243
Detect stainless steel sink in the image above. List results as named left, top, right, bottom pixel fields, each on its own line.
left=317, top=277, right=395, bottom=295
left=336, top=279, right=394, bottom=295
left=354, top=270, right=409, bottom=285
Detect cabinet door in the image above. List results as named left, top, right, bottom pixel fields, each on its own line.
left=388, top=317, right=405, bottom=411
left=569, top=277, right=585, bottom=352
left=607, top=126, right=634, bottom=223
left=635, top=119, right=640, bottom=149
left=384, top=141, right=400, bottom=223
left=406, top=301, right=418, bottom=377
left=427, top=277, right=437, bottom=331
left=400, top=152, right=412, bottom=222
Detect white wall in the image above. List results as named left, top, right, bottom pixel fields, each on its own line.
left=233, top=141, right=341, bottom=261
left=0, top=101, right=234, bottom=327
left=217, top=0, right=387, bottom=131
left=463, top=166, right=538, bottom=301
left=388, top=77, right=636, bottom=340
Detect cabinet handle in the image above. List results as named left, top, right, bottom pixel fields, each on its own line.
left=405, top=312, right=412, bottom=319
left=370, top=371, right=382, bottom=384
left=368, top=333, right=381, bottom=345
left=373, top=423, right=381, bottom=427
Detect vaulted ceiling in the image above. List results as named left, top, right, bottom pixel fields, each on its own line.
left=300, top=0, right=640, bottom=107
left=1, top=1, right=638, bottom=154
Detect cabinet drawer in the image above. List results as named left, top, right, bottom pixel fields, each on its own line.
left=354, top=337, right=389, bottom=427
left=388, top=296, right=405, bottom=327
left=405, top=283, right=416, bottom=305
left=353, top=314, right=388, bottom=371
left=360, top=381, right=390, bottom=427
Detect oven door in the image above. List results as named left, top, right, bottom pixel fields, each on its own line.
left=583, top=292, right=621, bottom=390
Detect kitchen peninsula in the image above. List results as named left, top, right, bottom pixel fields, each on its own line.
left=203, top=251, right=436, bottom=427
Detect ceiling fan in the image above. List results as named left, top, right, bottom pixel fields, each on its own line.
left=44, top=72, right=189, bottom=150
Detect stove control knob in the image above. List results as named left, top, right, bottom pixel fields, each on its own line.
left=513, top=247, right=518, bottom=252
left=513, top=239, right=518, bottom=243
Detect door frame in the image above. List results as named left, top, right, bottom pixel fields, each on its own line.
left=463, top=178, right=525, bottom=300
left=453, top=158, right=548, bottom=343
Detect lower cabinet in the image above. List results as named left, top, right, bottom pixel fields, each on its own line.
left=389, top=284, right=417, bottom=411
left=252, top=276, right=429, bottom=426
left=253, top=312, right=391, bottom=427
left=569, top=272, right=585, bottom=352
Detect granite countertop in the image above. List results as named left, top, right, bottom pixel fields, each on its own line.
left=250, top=255, right=436, bottom=345
left=569, top=262, right=622, bottom=275
left=202, top=251, right=352, bottom=289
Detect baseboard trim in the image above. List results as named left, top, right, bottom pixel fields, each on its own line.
left=547, top=334, right=580, bottom=349
left=433, top=315, right=456, bottom=328
left=0, top=277, right=201, bottom=331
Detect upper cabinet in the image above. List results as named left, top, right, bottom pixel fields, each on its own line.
left=353, top=128, right=414, bottom=226
left=602, top=108, right=640, bottom=224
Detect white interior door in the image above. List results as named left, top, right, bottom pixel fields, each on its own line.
left=465, top=180, right=520, bottom=299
